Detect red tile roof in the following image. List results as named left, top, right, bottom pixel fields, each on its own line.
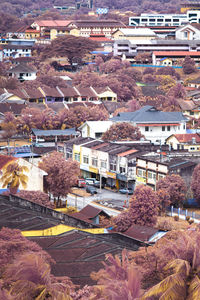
left=153, top=51, right=200, bottom=57
left=118, top=149, right=138, bottom=156
left=173, top=133, right=200, bottom=143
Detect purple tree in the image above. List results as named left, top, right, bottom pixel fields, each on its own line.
left=191, top=164, right=200, bottom=204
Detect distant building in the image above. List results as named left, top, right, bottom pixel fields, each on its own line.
left=129, top=10, right=200, bottom=27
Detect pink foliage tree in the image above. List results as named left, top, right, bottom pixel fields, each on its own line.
left=16, top=190, right=54, bottom=209
left=157, top=174, right=187, bottom=207
left=191, top=164, right=200, bottom=204
left=39, top=151, right=80, bottom=206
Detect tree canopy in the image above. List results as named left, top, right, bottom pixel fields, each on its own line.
left=102, top=122, right=144, bottom=142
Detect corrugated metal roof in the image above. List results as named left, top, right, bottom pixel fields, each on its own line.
left=118, top=149, right=138, bottom=157
left=32, top=128, right=78, bottom=136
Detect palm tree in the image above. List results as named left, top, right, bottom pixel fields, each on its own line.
left=142, top=238, right=200, bottom=300
left=1, top=161, right=29, bottom=194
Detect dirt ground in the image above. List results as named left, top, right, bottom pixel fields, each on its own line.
left=71, top=188, right=90, bottom=197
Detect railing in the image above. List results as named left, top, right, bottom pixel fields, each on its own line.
left=131, top=63, right=200, bottom=69
left=168, top=206, right=200, bottom=220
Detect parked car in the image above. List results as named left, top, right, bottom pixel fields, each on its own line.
left=93, top=180, right=105, bottom=189
left=77, top=178, right=86, bottom=188
left=85, top=178, right=96, bottom=185
left=86, top=185, right=98, bottom=195
left=119, top=188, right=134, bottom=195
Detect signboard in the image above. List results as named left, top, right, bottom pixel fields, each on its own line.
left=106, top=172, right=116, bottom=179
left=89, top=166, right=99, bottom=174
left=136, top=176, right=146, bottom=184
left=96, top=8, right=109, bottom=14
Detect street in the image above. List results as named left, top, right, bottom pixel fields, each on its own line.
left=66, top=188, right=131, bottom=216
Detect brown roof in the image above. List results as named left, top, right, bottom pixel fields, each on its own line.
left=39, top=86, right=62, bottom=98
left=122, top=224, right=158, bottom=242
left=46, top=103, right=66, bottom=113
left=173, top=133, right=200, bottom=143
left=75, top=20, right=125, bottom=28
left=77, top=87, right=97, bottom=98
left=23, top=88, right=44, bottom=100
left=0, top=103, right=26, bottom=115
left=102, top=101, right=125, bottom=114
left=59, top=87, right=79, bottom=97
left=79, top=205, right=110, bottom=219
left=177, top=99, right=196, bottom=110
left=6, top=88, right=27, bottom=100
left=27, top=103, right=46, bottom=111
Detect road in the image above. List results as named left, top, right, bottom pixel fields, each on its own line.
left=66, top=188, right=131, bottom=216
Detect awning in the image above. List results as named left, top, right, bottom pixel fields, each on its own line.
left=137, top=123, right=179, bottom=126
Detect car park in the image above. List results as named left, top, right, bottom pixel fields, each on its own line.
left=86, top=185, right=98, bottom=195
left=119, top=188, right=134, bottom=195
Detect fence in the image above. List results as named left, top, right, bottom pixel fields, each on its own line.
left=169, top=206, right=200, bottom=221
left=131, top=63, right=200, bottom=69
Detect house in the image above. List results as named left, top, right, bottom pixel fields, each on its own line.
left=159, top=57, right=173, bottom=66
left=177, top=99, right=200, bottom=119
left=79, top=121, right=113, bottom=139
left=166, top=133, right=200, bottom=151
left=175, top=23, right=200, bottom=40
left=0, top=155, right=46, bottom=193
left=92, top=87, right=117, bottom=102
left=136, top=156, right=196, bottom=189
left=1, top=88, right=27, bottom=103
left=31, top=128, right=79, bottom=144
left=71, top=204, right=110, bottom=225
left=8, top=63, right=37, bottom=81
left=112, top=28, right=157, bottom=40
left=153, top=51, right=200, bottom=65
left=2, top=44, right=32, bottom=60
left=25, top=27, right=40, bottom=39
left=187, top=76, right=200, bottom=89
left=39, top=86, right=64, bottom=103
left=111, top=105, right=188, bottom=144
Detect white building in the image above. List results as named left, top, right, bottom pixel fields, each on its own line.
left=9, top=63, right=37, bottom=81
left=111, top=106, right=188, bottom=144
left=176, top=23, right=200, bottom=40
left=129, top=10, right=200, bottom=27
left=78, top=121, right=113, bottom=139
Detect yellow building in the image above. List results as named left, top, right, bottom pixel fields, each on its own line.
left=112, top=28, right=157, bottom=41
left=166, top=133, right=200, bottom=151
left=25, top=28, right=40, bottom=39
left=160, top=57, right=173, bottom=66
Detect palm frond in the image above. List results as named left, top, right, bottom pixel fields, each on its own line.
left=142, top=273, right=186, bottom=299
left=187, top=275, right=200, bottom=300
left=165, top=259, right=191, bottom=278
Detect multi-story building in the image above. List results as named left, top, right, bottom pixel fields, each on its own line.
left=111, top=106, right=188, bottom=144
left=113, top=39, right=200, bottom=61
left=129, top=10, right=200, bottom=27
left=136, top=156, right=196, bottom=189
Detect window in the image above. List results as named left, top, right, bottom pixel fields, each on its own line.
left=147, top=171, right=156, bottom=180
left=110, top=163, right=116, bottom=171
left=190, top=111, right=194, bottom=115
left=75, top=153, right=80, bottom=162
left=92, top=157, right=98, bottom=167
left=158, top=174, right=165, bottom=181
left=145, top=126, right=149, bottom=132
left=95, top=132, right=102, bottom=138
left=137, top=168, right=146, bottom=178
left=101, top=160, right=107, bottom=168
left=184, top=31, right=188, bottom=38
left=66, top=152, right=72, bottom=159
left=162, top=126, right=165, bottom=131
left=83, top=155, right=89, bottom=164
left=167, top=126, right=170, bottom=131
left=120, top=166, right=126, bottom=173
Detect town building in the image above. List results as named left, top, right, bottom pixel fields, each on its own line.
left=152, top=51, right=200, bottom=65
left=175, top=23, right=200, bottom=40
left=111, top=106, right=188, bottom=144
left=129, top=10, right=200, bottom=27
left=112, top=28, right=157, bottom=40
left=166, top=133, right=200, bottom=151
left=8, top=63, right=37, bottom=81
left=136, top=155, right=196, bottom=189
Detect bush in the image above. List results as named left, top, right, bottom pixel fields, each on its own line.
left=174, top=215, right=179, bottom=221
left=186, top=216, right=190, bottom=222
left=188, top=219, right=194, bottom=225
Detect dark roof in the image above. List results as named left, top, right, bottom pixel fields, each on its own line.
left=0, top=103, right=26, bottom=115
left=0, top=194, right=98, bottom=231
left=59, top=86, right=79, bottom=97
left=32, top=128, right=79, bottom=137
left=26, top=103, right=46, bottom=110
left=102, top=101, right=126, bottom=114
left=79, top=205, right=110, bottom=219
left=111, top=105, right=188, bottom=123
left=188, top=76, right=200, bottom=84
left=23, top=88, right=44, bottom=99
left=75, top=20, right=125, bottom=28
left=46, top=103, right=66, bottom=113
left=141, top=86, right=165, bottom=98
left=29, top=229, right=143, bottom=287
left=63, top=136, right=94, bottom=147
left=6, top=88, right=27, bottom=100
left=9, top=63, right=36, bottom=74
left=40, top=86, right=62, bottom=98
left=122, top=224, right=158, bottom=242
left=33, top=146, right=56, bottom=155
left=77, top=87, right=97, bottom=98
